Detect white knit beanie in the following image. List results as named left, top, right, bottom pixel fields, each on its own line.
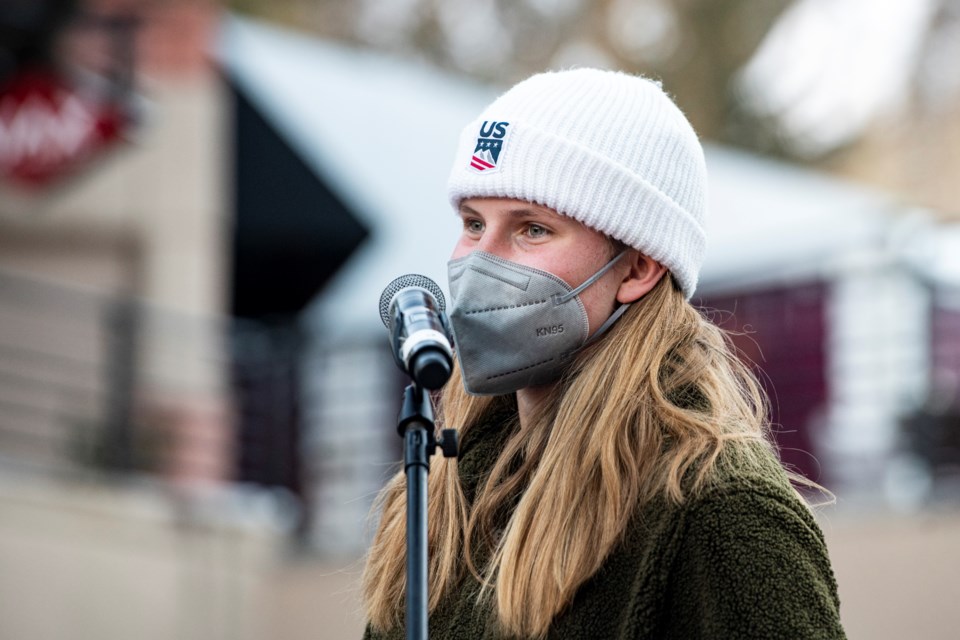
left=447, top=68, right=708, bottom=299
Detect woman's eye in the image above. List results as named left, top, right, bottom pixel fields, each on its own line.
left=465, top=219, right=484, bottom=234
left=526, top=224, right=549, bottom=238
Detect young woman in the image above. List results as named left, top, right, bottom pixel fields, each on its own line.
left=363, top=69, right=846, bottom=639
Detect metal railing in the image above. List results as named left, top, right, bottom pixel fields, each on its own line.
left=0, top=268, right=301, bottom=491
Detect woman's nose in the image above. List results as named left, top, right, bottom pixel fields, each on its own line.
left=452, top=228, right=503, bottom=260
left=476, top=229, right=507, bottom=256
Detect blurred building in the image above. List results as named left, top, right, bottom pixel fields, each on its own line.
left=0, top=3, right=287, bottom=639
left=0, top=2, right=349, bottom=497
left=0, top=0, right=230, bottom=482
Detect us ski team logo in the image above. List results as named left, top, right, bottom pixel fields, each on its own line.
left=469, top=120, right=510, bottom=173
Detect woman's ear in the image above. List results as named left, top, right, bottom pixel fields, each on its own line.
left=616, top=250, right=667, bottom=304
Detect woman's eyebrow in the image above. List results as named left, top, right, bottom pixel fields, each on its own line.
left=509, top=206, right=564, bottom=220
left=458, top=204, right=481, bottom=217
left=458, top=203, right=564, bottom=221
left=510, top=209, right=542, bottom=219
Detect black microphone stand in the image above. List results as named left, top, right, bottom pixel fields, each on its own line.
left=397, top=382, right=458, bottom=640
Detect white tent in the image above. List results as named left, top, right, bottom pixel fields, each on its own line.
left=700, top=145, right=927, bottom=292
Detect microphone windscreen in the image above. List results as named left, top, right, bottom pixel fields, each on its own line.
left=379, top=274, right=446, bottom=327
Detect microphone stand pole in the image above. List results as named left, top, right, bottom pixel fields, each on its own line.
left=397, top=382, right=457, bottom=640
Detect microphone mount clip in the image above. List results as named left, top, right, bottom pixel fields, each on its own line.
left=398, top=383, right=460, bottom=459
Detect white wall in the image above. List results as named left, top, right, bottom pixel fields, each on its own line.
left=302, top=338, right=401, bottom=556
left=822, top=261, right=931, bottom=498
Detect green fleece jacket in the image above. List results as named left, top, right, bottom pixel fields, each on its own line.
left=365, top=416, right=846, bottom=639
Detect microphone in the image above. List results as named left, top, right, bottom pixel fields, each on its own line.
left=379, top=274, right=454, bottom=390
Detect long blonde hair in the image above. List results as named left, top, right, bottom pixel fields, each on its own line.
left=363, top=275, right=789, bottom=638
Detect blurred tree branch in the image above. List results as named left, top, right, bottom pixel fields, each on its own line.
left=227, top=0, right=793, bottom=140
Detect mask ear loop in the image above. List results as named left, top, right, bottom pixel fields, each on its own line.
left=556, top=250, right=629, bottom=304
left=554, top=249, right=632, bottom=347
left=584, top=302, right=630, bottom=347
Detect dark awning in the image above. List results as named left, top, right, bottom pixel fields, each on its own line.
left=229, top=76, right=368, bottom=319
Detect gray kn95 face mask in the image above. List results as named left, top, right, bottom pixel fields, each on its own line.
left=447, top=250, right=629, bottom=396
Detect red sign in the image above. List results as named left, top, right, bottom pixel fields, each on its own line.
left=0, top=69, right=129, bottom=188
